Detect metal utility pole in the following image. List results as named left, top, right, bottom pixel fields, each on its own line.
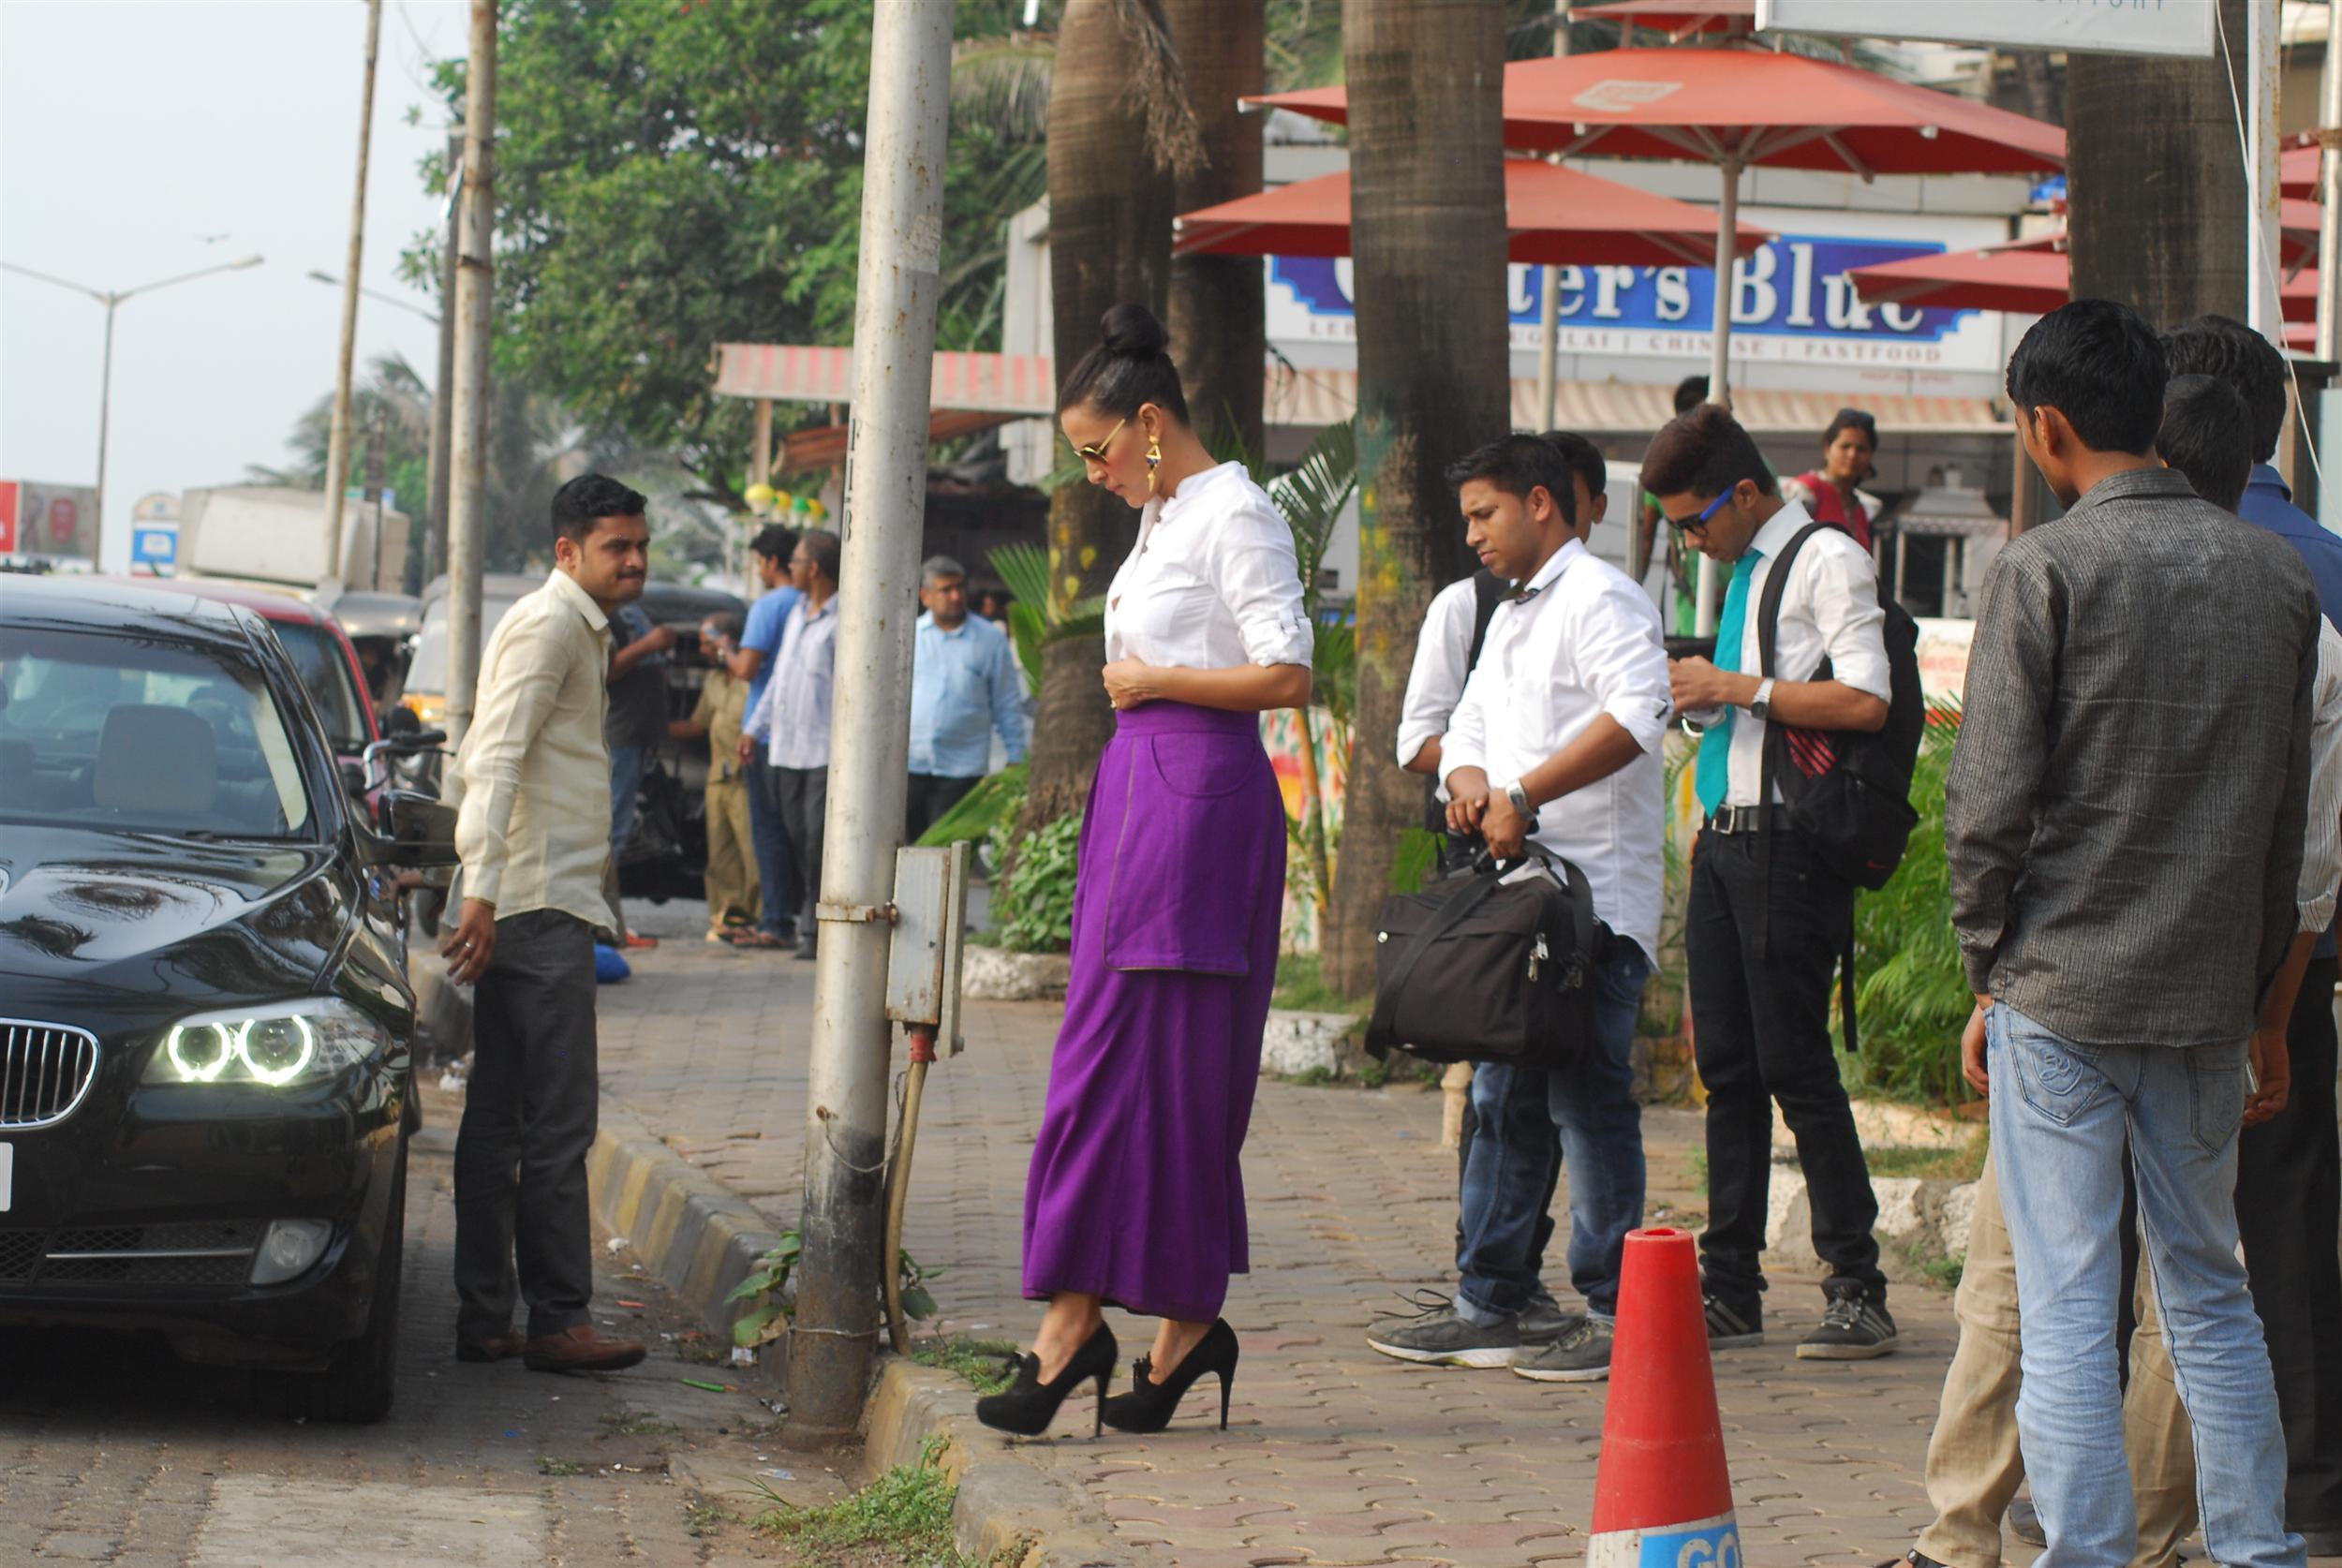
left=1, top=256, right=263, bottom=569
left=784, top=0, right=954, bottom=1442
left=426, top=130, right=464, bottom=588
left=2246, top=0, right=2282, bottom=345
left=445, top=0, right=497, bottom=747
left=1533, top=0, right=1570, bottom=434
left=321, top=0, right=384, bottom=584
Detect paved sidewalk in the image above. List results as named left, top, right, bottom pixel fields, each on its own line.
left=600, top=902, right=1964, bottom=1568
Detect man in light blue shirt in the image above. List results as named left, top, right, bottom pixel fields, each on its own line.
left=724, top=525, right=801, bottom=947
left=906, top=555, right=1029, bottom=841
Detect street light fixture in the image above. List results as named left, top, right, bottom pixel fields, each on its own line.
left=0, top=253, right=264, bottom=567
left=304, top=269, right=439, bottom=325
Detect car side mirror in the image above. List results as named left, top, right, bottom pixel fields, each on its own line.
left=368, top=789, right=461, bottom=867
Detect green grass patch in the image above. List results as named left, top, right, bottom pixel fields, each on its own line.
left=1904, top=1237, right=1967, bottom=1292
left=1271, top=954, right=1371, bottom=1017
left=598, top=1407, right=680, bottom=1438
left=538, top=1456, right=586, bottom=1477
left=909, top=1336, right=1024, bottom=1397
left=1865, top=1131, right=1987, bottom=1184
left=750, top=1436, right=998, bottom=1562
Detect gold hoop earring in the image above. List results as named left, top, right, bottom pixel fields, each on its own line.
left=1146, top=437, right=1163, bottom=495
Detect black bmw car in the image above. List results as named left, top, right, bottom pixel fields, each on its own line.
left=0, top=576, right=453, bottom=1422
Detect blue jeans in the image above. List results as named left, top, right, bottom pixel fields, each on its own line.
left=1456, top=944, right=1650, bottom=1322
left=745, top=761, right=798, bottom=938
left=1989, top=1004, right=2300, bottom=1568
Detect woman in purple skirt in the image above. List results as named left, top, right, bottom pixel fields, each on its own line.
left=975, top=303, right=1313, bottom=1440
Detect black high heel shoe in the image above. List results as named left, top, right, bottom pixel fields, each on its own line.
left=974, top=1322, right=1118, bottom=1438
left=1102, top=1319, right=1239, bottom=1433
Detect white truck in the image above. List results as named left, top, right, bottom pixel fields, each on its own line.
left=177, top=484, right=412, bottom=595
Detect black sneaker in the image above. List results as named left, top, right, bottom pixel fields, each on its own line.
left=1512, top=1316, right=1614, bottom=1383
left=1703, top=1294, right=1764, bottom=1350
left=1366, top=1302, right=1521, bottom=1368
left=1519, top=1286, right=1581, bottom=1346
left=1875, top=1550, right=1946, bottom=1568
left=2008, top=1499, right=2045, bottom=1547
left=1799, top=1284, right=1897, bottom=1360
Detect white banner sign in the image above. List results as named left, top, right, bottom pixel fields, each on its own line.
left=1756, top=0, right=2216, bottom=58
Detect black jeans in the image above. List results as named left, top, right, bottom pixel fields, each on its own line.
left=905, top=773, right=981, bottom=844
left=1686, top=826, right=1884, bottom=1310
left=776, top=765, right=828, bottom=946
left=2241, top=952, right=2342, bottom=1529
left=453, top=909, right=599, bottom=1342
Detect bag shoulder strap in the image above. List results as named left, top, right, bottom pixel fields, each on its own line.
left=1755, top=521, right=1832, bottom=682
left=1366, top=871, right=1508, bottom=1052
left=1465, top=569, right=1508, bottom=673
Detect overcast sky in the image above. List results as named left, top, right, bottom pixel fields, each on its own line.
left=1, top=0, right=467, bottom=572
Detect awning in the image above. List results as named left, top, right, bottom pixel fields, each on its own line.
left=717, top=344, right=2008, bottom=436
left=775, top=408, right=1014, bottom=471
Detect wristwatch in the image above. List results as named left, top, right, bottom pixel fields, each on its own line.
left=1503, top=779, right=1532, bottom=816
left=1750, top=677, right=1776, bottom=722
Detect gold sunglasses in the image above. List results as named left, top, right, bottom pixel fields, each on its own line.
left=1071, top=417, right=1126, bottom=463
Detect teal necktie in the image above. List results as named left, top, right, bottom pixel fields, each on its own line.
left=1695, top=550, right=1763, bottom=818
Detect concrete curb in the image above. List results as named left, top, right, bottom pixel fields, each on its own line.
left=586, top=1100, right=793, bottom=1345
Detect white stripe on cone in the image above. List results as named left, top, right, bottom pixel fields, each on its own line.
left=1586, top=1510, right=1742, bottom=1568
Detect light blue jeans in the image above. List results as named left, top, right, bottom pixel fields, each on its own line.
left=1988, top=1003, right=2301, bottom=1568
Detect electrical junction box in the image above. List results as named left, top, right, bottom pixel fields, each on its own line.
left=884, top=840, right=970, bottom=1058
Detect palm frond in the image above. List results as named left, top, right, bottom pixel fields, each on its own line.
left=951, top=34, right=1056, bottom=143
left=1267, top=418, right=1358, bottom=597
left=1103, top=0, right=1207, bottom=177
left=989, top=541, right=1052, bottom=608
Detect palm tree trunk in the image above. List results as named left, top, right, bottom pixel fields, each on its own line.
left=2067, top=0, right=2246, bottom=325
left=1320, top=0, right=1511, bottom=995
left=1164, top=0, right=1265, bottom=460
left=1018, top=0, right=1178, bottom=829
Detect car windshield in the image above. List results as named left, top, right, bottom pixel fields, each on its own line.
left=0, top=627, right=317, bottom=839
left=406, top=594, right=520, bottom=695
left=270, top=619, right=370, bottom=753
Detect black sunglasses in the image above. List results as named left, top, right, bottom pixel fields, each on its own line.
left=1667, top=489, right=1735, bottom=536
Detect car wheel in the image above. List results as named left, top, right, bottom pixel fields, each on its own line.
left=270, top=1138, right=406, bottom=1426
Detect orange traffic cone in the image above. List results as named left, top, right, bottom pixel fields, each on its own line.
left=1589, top=1227, right=1740, bottom=1568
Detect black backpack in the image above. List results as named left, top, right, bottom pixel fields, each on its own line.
left=1755, top=523, right=1924, bottom=893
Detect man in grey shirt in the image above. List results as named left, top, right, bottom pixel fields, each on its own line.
left=1946, top=299, right=2318, bottom=1568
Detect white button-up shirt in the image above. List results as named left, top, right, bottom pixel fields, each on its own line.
left=745, top=594, right=840, bottom=770
left=2302, top=617, right=2342, bottom=932
left=1396, top=575, right=1486, bottom=770
left=1442, top=539, right=1673, bottom=966
left=1104, top=461, right=1313, bottom=671
left=1718, top=501, right=1892, bottom=807
left=451, top=567, right=617, bottom=929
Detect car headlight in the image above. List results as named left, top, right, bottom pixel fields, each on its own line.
left=144, top=998, right=393, bottom=1088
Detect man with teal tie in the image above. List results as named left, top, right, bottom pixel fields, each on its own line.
left=1643, top=403, right=1898, bottom=1362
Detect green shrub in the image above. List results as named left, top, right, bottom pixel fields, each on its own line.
left=991, top=811, right=1082, bottom=954
left=1844, top=709, right=1976, bottom=1105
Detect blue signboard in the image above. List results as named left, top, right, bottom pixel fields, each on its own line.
left=1271, top=233, right=1972, bottom=345
left=131, top=526, right=177, bottom=567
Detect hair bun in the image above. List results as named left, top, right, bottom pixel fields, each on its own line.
left=1099, top=302, right=1170, bottom=360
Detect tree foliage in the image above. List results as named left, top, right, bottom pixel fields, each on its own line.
left=402, top=0, right=1052, bottom=501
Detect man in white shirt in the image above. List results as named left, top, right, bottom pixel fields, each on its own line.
left=742, top=527, right=841, bottom=960
left=441, top=472, right=649, bottom=1375
left=1391, top=435, right=1619, bottom=1354
left=1367, top=434, right=1670, bottom=1383
left=1648, top=404, right=1897, bottom=1361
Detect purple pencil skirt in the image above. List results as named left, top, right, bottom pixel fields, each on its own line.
left=1020, top=700, right=1287, bottom=1324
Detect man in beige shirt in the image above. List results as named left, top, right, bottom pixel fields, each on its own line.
left=441, top=473, right=651, bottom=1375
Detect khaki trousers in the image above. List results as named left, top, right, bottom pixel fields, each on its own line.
left=703, top=777, right=760, bottom=929
left=1916, top=1150, right=2188, bottom=1568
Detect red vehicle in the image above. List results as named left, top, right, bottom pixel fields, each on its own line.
left=97, top=579, right=380, bottom=791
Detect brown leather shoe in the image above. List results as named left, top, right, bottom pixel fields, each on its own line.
left=523, top=1324, right=647, bottom=1373
left=455, top=1330, right=526, bottom=1363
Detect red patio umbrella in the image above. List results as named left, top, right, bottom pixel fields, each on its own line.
left=1847, top=234, right=2319, bottom=322
left=1175, top=157, right=1769, bottom=268
left=1251, top=45, right=2064, bottom=629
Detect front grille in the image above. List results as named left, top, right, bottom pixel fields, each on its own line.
left=0, top=1220, right=259, bottom=1291
left=0, top=1021, right=99, bottom=1130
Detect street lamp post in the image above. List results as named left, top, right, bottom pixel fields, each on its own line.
left=0, top=254, right=263, bottom=567
left=305, top=269, right=438, bottom=325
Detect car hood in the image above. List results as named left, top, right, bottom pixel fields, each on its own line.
left=0, top=827, right=346, bottom=1000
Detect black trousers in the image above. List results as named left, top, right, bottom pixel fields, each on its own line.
left=905, top=772, right=981, bottom=844
left=453, top=909, right=598, bottom=1342
left=1685, top=826, right=1884, bottom=1309
left=2242, top=952, right=2342, bottom=1530
left=776, top=765, right=828, bottom=946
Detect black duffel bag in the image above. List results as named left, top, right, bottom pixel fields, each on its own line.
left=1364, top=845, right=1604, bottom=1070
